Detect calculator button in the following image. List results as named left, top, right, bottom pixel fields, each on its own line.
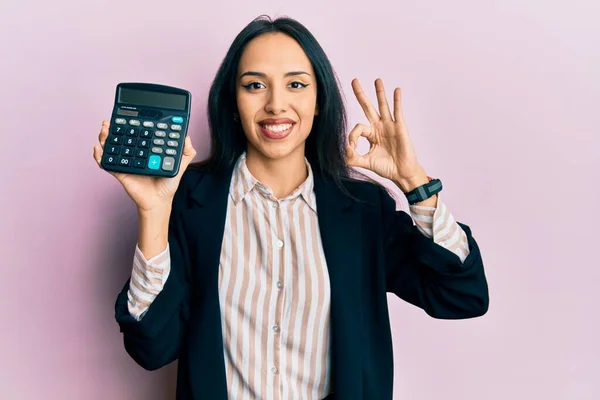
left=165, top=149, right=177, bottom=156
left=104, top=155, right=117, bottom=164
left=155, top=130, right=166, bottom=138
left=112, top=125, right=125, bottom=135
left=121, top=147, right=134, bottom=157
left=168, top=132, right=180, bottom=139
left=106, top=145, right=120, bottom=154
left=140, top=129, right=152, bottom=138
left=157, top=123, right=168, bottom=129
left=110, top=136, right=122, bottom=145
left=171, top=124, right=182, bottom=131
left=138, top=139, right=150, bottom=148
left=126, top=128, right=139, bottom=137
left=129, top=119, right=141, bottom=126
left=167, top=140, right=178, bottom=147
left=118, top=157, right=132, bottom=167
left=162, top=157, right=175, bottom=171
left=124, top=137, right=136, bottom=146
left=151, top=147, right=163, bottom=153
left=172, top=116, right=184, bottom=123
left=136, top=149, right=148, bottom=158
left=148, top=155, right=161, bottom=170
left=133, top=159, right=145, bottom=168
left=143, top=121, right=155, bottom=128
left=115, top=118, right=126, bottom=124
left=153, top=139, right=165, bottom=146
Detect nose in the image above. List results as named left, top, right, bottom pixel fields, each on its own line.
left=264, top=87, right=287, bottom=115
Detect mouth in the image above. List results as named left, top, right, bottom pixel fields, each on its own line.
left=257, top=119, right=296, bottom=140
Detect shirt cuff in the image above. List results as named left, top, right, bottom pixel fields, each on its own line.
left=409, top=195, right=470, bottom=263
left=127, top=243, right=171, bottom=320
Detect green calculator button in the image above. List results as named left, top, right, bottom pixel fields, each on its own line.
left=148, top=155, right=161, bottom=170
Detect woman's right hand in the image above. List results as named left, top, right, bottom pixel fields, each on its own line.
left=93, top=120, right=198, bottom=212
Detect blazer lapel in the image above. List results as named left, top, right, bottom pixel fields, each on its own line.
left=313, top=172, right=365, bottom=398
left=182, top=165, right=234, bottom=400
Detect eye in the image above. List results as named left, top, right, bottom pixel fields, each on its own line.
left=242, top=82, right=265, bottom=90
left=289, top=81, right=309, bottom=89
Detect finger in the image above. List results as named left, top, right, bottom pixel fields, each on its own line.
left=102, top=120, right=110, bottom=128
left=98, top=126, right=109, bottom=147
left=344, top=144, right=369, bottom=169
left=375, top=78, right=393, bottom=121
left=351, top=78, right=380, bottom=123
left=348, top=123, right=372, bottom=148
left=393, top=87, right=404, bottom=122
left=93, top=144, right=103, bottom=167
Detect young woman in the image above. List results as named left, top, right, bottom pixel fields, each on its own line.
left=94, top=15, right=488, bottom=400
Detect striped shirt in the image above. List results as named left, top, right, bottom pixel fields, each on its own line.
left=127, top=153, right=470, bottom=400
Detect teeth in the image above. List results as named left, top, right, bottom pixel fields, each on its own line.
left=262, top=123, right=292, bottom=133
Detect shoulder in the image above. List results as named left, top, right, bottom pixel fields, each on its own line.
left=170, top=162, right=214, bottom=208
left=338, top=176, right=397, bottom=211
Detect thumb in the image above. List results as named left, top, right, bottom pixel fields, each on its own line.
left=180, top=135, right=197, bottom=169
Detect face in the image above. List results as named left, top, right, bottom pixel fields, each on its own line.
left=236, top=32, right=318, bottom=161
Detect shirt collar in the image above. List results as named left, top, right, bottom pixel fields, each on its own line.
left=230, top=152, right=317, bottom=212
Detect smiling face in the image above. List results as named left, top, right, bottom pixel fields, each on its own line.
left=236, top=32, right=318, bottom=162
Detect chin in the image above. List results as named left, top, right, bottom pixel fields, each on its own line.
left=255, top=143, right=300, bottom=160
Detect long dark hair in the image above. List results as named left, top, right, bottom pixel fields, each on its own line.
left=190, top=15, right=352, bottom=190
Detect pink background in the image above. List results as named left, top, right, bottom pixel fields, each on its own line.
left=1, top=0, right=599, bottom=399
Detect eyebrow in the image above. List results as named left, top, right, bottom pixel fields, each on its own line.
left=239, top=71, right=311, bottom=79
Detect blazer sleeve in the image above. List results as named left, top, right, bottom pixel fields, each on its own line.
left=114, top=174, right=193, bottom=371
left=380, top=187, right=489, bottom=319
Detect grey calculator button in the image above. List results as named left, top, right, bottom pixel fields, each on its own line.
left=157, top=123, right=168, bottom=129
left=115, top=118, right=127, bottom=124
left=165, top=149, right=177, bottom=156
left=167, top=140, right=178, bottom=147
left=153, top=139, right=165, bottom=145
left=169, top=132, right=181, bottom=139
left=151, top=147, right=163, bottom=154
left=171, top=124, right=182, bottom=131
left=155, top=130, right=166, bottom=137
left=162, top=157, right=175, bottom=171
left=129, top=119, right=141, bottom=126
left=143, top=121, right=154, bottom=128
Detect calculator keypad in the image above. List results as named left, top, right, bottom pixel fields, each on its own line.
left=103, top=117, right=185, bottom=174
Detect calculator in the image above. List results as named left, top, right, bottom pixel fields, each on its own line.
left=101, top=82, right=192, bottom=178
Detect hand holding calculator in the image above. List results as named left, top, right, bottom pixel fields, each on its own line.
left=101, top=83, right=193, bottom=177
left=93, top=83, right=197, bottom=211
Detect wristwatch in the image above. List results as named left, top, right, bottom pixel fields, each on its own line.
left=405, top=177, right=442, bottom=205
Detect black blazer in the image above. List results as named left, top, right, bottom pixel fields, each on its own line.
left=114, top=164, right=489, bottom=400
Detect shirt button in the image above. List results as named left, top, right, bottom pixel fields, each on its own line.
left=273, top=325, right=280, bottom=334
left=271, top=366, right=278, bottom=375
left=276, top=281, right=283, bottom=289
left=271, top=202, right=278, bottom=208
left=276, top=240, right=284, bottom=248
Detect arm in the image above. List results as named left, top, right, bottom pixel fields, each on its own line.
left=409, top=195, right=470, bottom=263
left=127, top=243, right=171, bottom=321
left=380, top=187, right=489, bottom=319
left=114, top=176, right=192, bottom=371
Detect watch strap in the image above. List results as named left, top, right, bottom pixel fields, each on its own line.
left=405, top=177, right=443, bottom=205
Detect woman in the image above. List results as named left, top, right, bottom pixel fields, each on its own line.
left=94, top=15, right=488, bottom=400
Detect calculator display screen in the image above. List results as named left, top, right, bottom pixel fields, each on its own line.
left=118, top=88, right=187, bottom=110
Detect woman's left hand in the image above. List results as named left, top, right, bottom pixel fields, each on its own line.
left=345, top=78, right=429, bottom=192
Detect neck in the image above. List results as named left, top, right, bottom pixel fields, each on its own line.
left=245, top=146, right=308, bottom=199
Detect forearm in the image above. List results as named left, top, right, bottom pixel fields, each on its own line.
left=137, top=206, right=172, bottom=260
